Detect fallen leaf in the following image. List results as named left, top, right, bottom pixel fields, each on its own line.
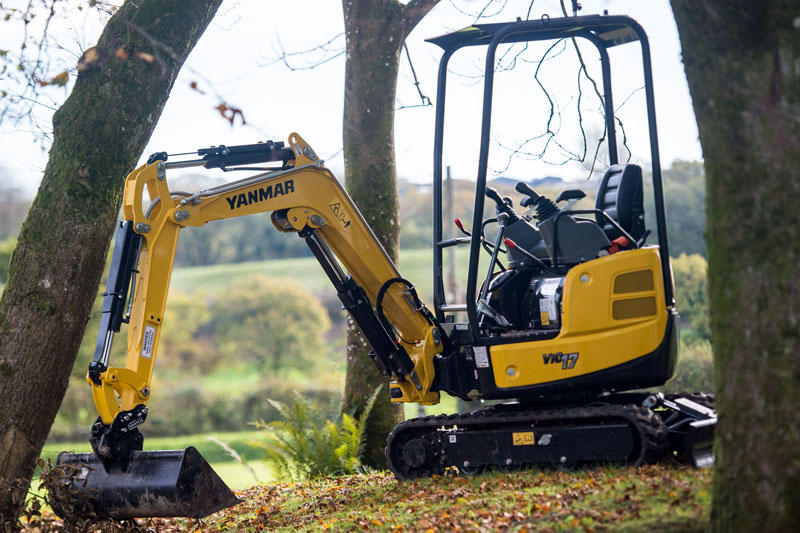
left=136, top=51, right=155, bottom=63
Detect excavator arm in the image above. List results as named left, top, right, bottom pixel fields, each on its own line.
left=87, top=133, right=442, bottom=470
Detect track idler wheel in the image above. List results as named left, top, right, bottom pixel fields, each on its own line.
left=402, top=438, right=434, bottom=469
left=386, top=427, right=444, bottom=481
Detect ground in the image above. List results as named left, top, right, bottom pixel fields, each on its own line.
left=20, top=464, right=710, bottom=532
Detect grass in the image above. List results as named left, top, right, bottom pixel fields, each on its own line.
left=144, top=464, right=711, bottom=532
left=21, top=462, right=712, bottom=531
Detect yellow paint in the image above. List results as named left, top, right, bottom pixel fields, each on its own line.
left=491, top=247, right=668, bottom=389
left=90, top=134, right=443, bottom=425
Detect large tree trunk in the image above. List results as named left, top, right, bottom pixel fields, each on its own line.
left=0, top=0, right=221, bottom=524
left=670, top=2, right=800, bottom=531
left=341, top=0, right=438, bottom=467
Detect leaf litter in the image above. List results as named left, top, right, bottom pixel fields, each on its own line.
left=20, top=464, right=710, bottom=532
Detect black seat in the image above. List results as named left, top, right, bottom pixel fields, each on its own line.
left=595, top=164, right=645, bottom=242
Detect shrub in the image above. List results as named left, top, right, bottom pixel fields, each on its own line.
left=672, top=253, right=710, bottom=341
left=212, top=275, right=331, bottom=374
left=662, top=338, right=714, bottom=394
left=0, top=237, right=15, bottom=285
left=250, top=387, right=380, bottom=481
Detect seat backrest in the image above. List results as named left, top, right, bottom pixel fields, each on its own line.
left=595, top=164, right=645, bottom=241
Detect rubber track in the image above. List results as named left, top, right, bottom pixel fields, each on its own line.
left=386, top=403, right=668, bottom=480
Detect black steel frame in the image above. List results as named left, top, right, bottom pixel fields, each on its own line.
left=428, top=15, right=672, bottom=344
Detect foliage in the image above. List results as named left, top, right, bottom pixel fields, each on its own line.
left=672, top=253, right=710, bottom=341
left=159, top=290, right=218, bottom=373
left=250, top=387, right=380, bottom=482
left=174, top=214, right=312, bottom=267
left=130, top=465, right=710, bottom=532
left=72, top=272, right=332, bottom=379
left=212, top=274, right=331, bottom=374
left=644, top=160, right=707, bottom=257
left=0, top=237, right=15, bottom=285
left=49, top=374, right=341, bottom=441
left=661, top=338, right=714, bottom=394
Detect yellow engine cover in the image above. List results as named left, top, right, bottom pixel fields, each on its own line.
left=490, top=247, right=669, bottom=389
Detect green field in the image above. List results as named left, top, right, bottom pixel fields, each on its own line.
left=169, top=246, right=486, bottom=304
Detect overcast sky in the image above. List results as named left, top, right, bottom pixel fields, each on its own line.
left=0, top=0, right=702, bottom=197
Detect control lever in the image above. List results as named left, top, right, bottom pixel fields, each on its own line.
left=455, top=218, right=505, bottom=256
left=485, top=187, right=506, bottom=209
left=515, top=181, right=559, bottom=222
left=486, top=187, right=518, bottom=224
left=515, top=182, right=540, bottom=207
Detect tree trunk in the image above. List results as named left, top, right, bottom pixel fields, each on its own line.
left=670, top=2, right=800, bottom=531
left=341, top=0, right=438, bottom=467
left=0, top=0, right=221, bottom=524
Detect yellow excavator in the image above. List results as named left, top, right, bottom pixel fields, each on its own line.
left=52, top=13, right=715, bottom=520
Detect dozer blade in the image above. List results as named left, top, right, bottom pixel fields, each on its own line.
left=50, top=447, right=240, bottom=520
left=684, top=418, right=716, bottom=468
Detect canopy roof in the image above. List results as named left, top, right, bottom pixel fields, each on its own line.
left=426, top=15, right=640, bottom=51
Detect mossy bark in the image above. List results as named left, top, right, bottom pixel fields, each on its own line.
left=671, top=2, right=800, bottom=531
left=340, top=0, right=438, bottom=467
left=0, top=0, right=221, bottom=524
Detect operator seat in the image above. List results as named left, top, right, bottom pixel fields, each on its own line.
left=595, top=164, right=645, bottom=242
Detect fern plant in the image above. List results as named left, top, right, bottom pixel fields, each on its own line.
left=249, top=386, right=381, bottom=481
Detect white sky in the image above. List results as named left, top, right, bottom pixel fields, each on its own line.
left=0, top=0, right=701, bottom=197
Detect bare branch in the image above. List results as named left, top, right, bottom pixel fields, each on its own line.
left=396, top=43, right=431, bottom=110
left=447, top=0, right=510, bottom=25
left=260, top=32, right=345, bottom=71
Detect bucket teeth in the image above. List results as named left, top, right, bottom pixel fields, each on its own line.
left=50, top=447, right=240, bottom=519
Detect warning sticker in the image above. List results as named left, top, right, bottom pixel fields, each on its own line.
left=540, top=296, right=557, bottom=322
left=513, top=431, right=535, bottom=446
left=141, top=325, right=155, bottom=359
left=474, top=346, right=489, bottom=368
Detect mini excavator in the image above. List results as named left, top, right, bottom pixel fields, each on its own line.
left=53, top=13, right=716, bottom=520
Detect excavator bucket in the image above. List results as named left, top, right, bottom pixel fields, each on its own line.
left=50, top=447, right=240, bottom=520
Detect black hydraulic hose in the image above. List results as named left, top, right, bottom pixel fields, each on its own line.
left=375, top=278, right=452, bottom=353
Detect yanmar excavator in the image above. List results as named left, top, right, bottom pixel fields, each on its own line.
left=52, top=13, right=716, bottom=520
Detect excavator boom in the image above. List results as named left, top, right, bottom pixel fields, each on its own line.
left=52, top=133, right=444, bottom=519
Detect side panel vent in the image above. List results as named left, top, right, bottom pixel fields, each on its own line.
left=612, top=296, right=657, bottom=320
left=613, top=270, right=654, bottom=294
